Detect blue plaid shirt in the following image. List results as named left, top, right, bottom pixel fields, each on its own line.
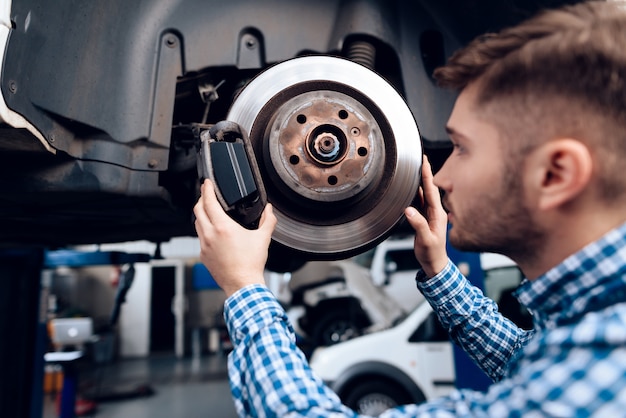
left=224, top=223, right=626, bottom=417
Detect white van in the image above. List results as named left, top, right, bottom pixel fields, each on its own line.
left=309, top=253, right=529, bottom=415
left=283, top=236, right=423, bottom=349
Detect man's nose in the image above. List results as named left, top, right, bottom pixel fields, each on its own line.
left=432, top=164, right=446, bottom=189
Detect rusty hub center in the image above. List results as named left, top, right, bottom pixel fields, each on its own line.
left=267, top=90, right=384, bottom=202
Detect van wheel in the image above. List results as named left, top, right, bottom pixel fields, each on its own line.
left=344, top=380, right=414, bottom=416
left=311, top=311, right=362, bottom=347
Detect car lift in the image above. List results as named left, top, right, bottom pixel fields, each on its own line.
left=0, top=248, right=150, bottom=418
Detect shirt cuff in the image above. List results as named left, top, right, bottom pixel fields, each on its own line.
left=223, top=284, right=288, bottom=346
left=416, top=259, right=466, bottom=304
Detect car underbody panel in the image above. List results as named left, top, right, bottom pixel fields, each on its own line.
left=0, top=0, right=583, bottom=266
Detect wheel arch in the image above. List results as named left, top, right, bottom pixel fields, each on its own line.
left=307, top=296, right=370, bottom=325
left=331, top=361, right=426, bottom=405
left=299, top=295, right=371, bottom=336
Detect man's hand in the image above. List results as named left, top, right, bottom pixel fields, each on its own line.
left=193, top=180, right=277, bottom=297
left=404, top=156, right=449, bottom=278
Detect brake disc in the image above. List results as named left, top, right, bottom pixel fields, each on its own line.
left=227, top=56, right=422, bottom=257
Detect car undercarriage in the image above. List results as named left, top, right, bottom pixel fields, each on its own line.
left=0, top=0, right=583, bottom=270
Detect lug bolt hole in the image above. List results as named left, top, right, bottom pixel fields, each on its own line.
left=289, top=155, right=300, bottom=165
left=297, top=114, right=307, bottom=124
left=328, top=175, right=338, bottom=185
left=357, top=147, right=368, bottom=157
left=338, top=110, right=348, bottom=119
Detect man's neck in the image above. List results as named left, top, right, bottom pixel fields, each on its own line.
left=516, top=210, right=626, bottom=280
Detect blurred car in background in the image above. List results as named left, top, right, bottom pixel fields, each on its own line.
left=310, top=253, right=530, bottom=415
left=310, top=299, right=453, bottom=415
left=284, top=236, right=422, bottom=348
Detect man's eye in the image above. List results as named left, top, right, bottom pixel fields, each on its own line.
left=452, top=143, right=465, bottom=154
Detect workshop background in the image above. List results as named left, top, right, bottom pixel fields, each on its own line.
left=39, top=237, right=240, bottom=417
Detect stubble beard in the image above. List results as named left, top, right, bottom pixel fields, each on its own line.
left=446, top=168, right=545, bottom=261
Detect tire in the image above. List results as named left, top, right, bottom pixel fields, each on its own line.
left=310, top=311, right=362, bottom=347
left=344, top=379, right=413, bottom=416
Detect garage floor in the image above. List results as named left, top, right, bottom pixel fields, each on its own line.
left=42, top=353, right=237, bottom=418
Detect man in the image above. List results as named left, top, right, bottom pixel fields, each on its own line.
left=194, top=1, right=626, bottom=416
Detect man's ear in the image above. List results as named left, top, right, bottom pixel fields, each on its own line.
left=529, top=139, right=593, bottom=211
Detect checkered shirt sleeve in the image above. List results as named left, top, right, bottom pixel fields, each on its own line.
left=224, top=285, right=358, bottom=417
left=417, top=261, right=535, bottom=381
left=223, top=276, right=626, bottom=416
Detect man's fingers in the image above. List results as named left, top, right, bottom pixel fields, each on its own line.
left=198, top=180, right=276, bottom=237
left=417, top=185, right=425, bottom=212
left=421, top=156, right=448, bottom=231
left=193, top=183, right=209, bottom=225
left=405, top=206, right=429, bottom=235
left=421, top=156, right=443, bottom=211
left=258, top=203, right=277, bottom=233
left=201, top=180, right=235, bottom=225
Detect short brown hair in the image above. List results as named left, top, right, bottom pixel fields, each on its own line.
left=434, top=0, right=626, bottom=202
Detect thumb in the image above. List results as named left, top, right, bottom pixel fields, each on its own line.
left=405, top=206, right=429, bottom=235
left=258, top=204, right=277, bottom=234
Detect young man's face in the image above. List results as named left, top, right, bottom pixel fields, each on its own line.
left=434, top=83, right=538, bottom=256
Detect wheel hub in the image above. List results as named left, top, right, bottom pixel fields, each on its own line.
left=266, top=90, right=384, bottom=202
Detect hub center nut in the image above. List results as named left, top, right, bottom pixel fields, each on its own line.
left=308, top=125, right=346, bottom=164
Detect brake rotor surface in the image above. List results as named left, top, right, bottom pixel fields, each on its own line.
left=227, top=56, right=422, bottom=257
